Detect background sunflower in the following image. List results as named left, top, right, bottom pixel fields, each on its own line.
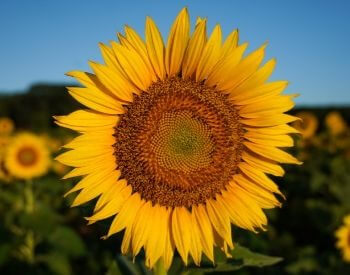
left=335, top=215, right=350, bottom=262
left=4, top=133, right=50, bottom=180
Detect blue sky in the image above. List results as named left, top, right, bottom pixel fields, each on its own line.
left=1, top=0, right=349, bottom=105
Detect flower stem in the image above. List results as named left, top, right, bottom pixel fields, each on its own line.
left=24, top=180, right=34, bottom=213
left=153, top=258, right=167, bottom=275
left=24, top=179, right=35, bottom=264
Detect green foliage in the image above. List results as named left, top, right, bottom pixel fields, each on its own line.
left=186, top=245, right=282, bottom=274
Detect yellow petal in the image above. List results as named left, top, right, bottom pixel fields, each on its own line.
left=71, top=171, right=116, bottom=207
left=66, top=70, right=96, bottom=87
left=165, top=7, right=190, bottom=76
left=212, top=228, right=232, bottom=258
left=54, top=110, right=118, bottom=132
left=217, top=43, right=267, bottom=91
left=206, top=199, right=233, bottom=249
left=56, top=147, right=114, bottom=167
left=187, top=212, right=202, bottom=266
left=240, top=114, right=299, bottom=127
left=232, top=174, right=281, bottom=209
left=182, top=19, right=207, bottom=79
left=230, top=58, right=276, bottom=96
left=67, top=87, right=124, bottom=115
left=132, top=201, right=153, bottom=256
left=192, top=204, right=214, bottom=262
left=121, top=224, right=133, bottom=254
left=163, top=215, right=175, bottom=270
left=239, top=162, right=282, bottom=194
left=87, top=182, right=131, bottom=224
left=65, top=70, right=119, bottom=100
left=124, top=26, right=158, bottom=82
left=66, top=165, right=117, bottom=198
left=111, top=42, right=153, bottom=91
left=145, top=205, right=168, bottom=268
left=244, top=131, right=294, bottom=147
left=221, top=188, right=267, bottom=231
left=145, top=16, right=166, bottom=79
left=206, top=42, right=248, bottom=87
left=241, top=151, right=285, bottom=177
left=94, top=179, right=129, bottom=211
left=63, top=129, right=115, bottom=149
left=172, top=207, right=191, bottom=265
left=244, top=124, right=299, bottom=135
left=239, top=95, right=295, bottom=118
left=99, top=43, right=125, bottom=75
left=89, top=61, right=135, bottom=101
left=220, top=29, right=239, bottom=60
left=196, top=17, right=205, bottom=26
left=244, top=141, right=302, bottom=164
left=231, top=81, right=288, bottom=102
left=107, top=193, right=144, bottom=237
left=62, top=158, right=113, bottom=179
left=195, top=25, right=222, bottom=81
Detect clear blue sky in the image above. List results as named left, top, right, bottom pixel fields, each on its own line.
left=1, top=0, right=349, bottom=106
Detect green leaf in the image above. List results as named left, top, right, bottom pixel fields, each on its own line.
left=40, top=252, right=72, bottom=275
left=186, top=244, right=282, bottom=273
left=48, top=226, right=86, bottom=257
left=230, top=244, right=283, bottom=267
left=0, top=244, right=11, bottom=265
left=106, top=260, right=123, bottom=275
left=112, top=254, right=151, bottom=275
left=18, top=204, right=59, bottom=236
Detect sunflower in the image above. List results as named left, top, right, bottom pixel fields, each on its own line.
left=325, top=111, right=347, bottom=136
left=0, top=117, right=14, bottom=136
left=0, top=155, right=11, bottom=183
left=0, top=136, right=11, bottom=182
left=335, top=215, right=350, bottom=262
left=292, top=111, right=318, bottom=139
left=4, top=133, right=50, bottom=180
left=56, top=8, right=300, bottom=269
left=0, top=135, right=10, bottom=153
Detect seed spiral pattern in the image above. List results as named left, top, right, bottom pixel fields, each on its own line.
left=114, top=77, right=244, bottom=208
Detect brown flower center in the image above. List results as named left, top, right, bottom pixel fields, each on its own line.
left=114, top=77, right=244, bottom=208
left=17, top=147, right=38, bottom=167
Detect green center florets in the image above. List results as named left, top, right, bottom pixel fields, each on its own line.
left=153, top=112, right=213, bottom=173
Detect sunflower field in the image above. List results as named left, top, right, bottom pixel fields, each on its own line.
left=0, top=86, right=349, bottom=275
left=1, top=8, right=350, bottom=274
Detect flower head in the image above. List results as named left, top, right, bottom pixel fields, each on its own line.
left=0, top=136, right=11, bottom=182
left=325, top=111, right=347, bottom=136
left=56, top=8, right=300, bottom=269
left=335, top=215, right=350, bottom=262
left=292, top=111, right=318, bottom=139
left=4, top=133, right=50, bottom=180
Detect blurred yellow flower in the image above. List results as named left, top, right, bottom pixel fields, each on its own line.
left=0, top=135, right=10, bottom=152
left=56, top=8, right=301, bottom=269
left=335, top=215, right=350, bottom=262
left=0, top=117, right=14, bottom=136
left=325, top=111, right=347, bottom=136
left=4, top=133, right=50, bottom=180
left=292, top=112, right=318, bottom=139
left=0, top=155, right=11, bottom=182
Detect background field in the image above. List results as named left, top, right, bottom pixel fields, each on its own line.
left=0, top=84, right=350, bottom=274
